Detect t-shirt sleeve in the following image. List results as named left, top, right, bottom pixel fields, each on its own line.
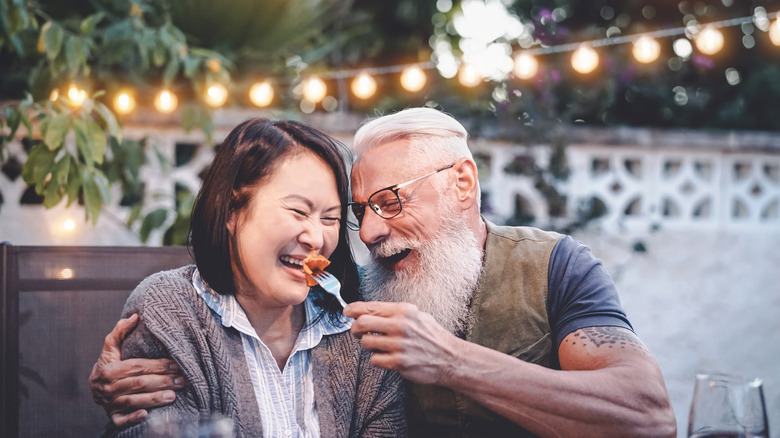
left=547, top=235, right=633, bottom=349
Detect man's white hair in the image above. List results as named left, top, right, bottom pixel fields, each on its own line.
left=353, top=107, right=474, bottom=169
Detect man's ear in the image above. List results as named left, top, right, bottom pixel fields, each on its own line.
left=453, top=158, right=479, bottom=210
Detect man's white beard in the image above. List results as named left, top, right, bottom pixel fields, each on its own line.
left=360, top=210, right=483, bottom=334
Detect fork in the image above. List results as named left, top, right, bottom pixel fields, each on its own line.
left=312, top=271, right=348, bottom=308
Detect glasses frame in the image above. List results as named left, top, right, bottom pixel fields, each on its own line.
left=347, top=162, right=456, bottom=231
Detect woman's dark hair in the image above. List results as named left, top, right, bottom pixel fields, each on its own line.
left=189, top=118, right=359, bottom=317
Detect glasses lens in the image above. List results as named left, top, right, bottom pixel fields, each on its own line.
left=347, top=203, right=364, bottom=230
left=369, top=189, right=402, bottom=219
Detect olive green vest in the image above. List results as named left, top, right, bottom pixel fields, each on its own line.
left=407, top=221, right=563, bottom=438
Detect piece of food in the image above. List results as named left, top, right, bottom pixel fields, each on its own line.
left=302, top=251, right=331, bottom=287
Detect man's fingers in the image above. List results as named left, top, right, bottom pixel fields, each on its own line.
left=110, top=409, right=148, bottom=428
left=109, top=390, right=178, bottom=414
left=344, top=301, right=414, bottom=319
left=350, top=314, right=401, bottom=338
left=98, top=358, right=181, bottom=383
left=99, top=372, right=185, bottom=401
left=359, top=331, right=402, bottom=353
left=97, top=314, right=140, bottom=365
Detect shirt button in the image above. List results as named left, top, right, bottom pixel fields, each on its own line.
left=285, top=430, right=291, bottom=437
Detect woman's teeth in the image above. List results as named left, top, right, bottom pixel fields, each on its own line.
left=279, top=256, right=303, bottom=268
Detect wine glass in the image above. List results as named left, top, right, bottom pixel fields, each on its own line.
left=146, top=412, right=235, bottom=438
left=687, top=372, right=769, bottom=438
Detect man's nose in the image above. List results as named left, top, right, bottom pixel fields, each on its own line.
left=358, top=209, right=390, bottom=246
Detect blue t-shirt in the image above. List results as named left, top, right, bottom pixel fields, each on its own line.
left=547, top=235, right=633, bottom=348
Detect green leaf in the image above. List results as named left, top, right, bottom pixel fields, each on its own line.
left=65, top=161, right=82, bottom=207
left=85, top=117, right=107, bottom=165
left=93, top=101, right=121, bottom=140
left=65, top=36, right=88, bottom=74
left=80, top=12, right=104, bottom=34
left=53, top=154, right=71, bottom=186
left=43, top=23, right=64, bottom=61
left=152, top=41, right=166, bottom=67
left=140, top=208, right=168, bottom=243
left=182, top=55, right=200, bottom=78
left=72, top=118, right=93, bottom=167
left=81, top=169, right=107, bottom=225
left=162, top=55, right=180, bottom=85
left=21, top=144, right=57, bottom=187
left=3, top=106, right=21, bottom=138
left=44, top=113, right=70, bottom=150
left=42, top=176, right=65, bottom=208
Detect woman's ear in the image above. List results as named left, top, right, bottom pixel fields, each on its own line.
left=453, top=158, right=480, bottom=210
left=227, top=209, right=238, bottom=235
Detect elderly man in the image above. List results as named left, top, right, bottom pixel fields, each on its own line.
left=90, top=108, right=676, bottom=437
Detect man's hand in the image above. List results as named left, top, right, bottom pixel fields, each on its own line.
left=343, top=301, right=461, bottom=385
left=88, top=314, right=185, bottom=427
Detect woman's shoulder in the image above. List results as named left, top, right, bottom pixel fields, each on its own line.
left=123, top=265, right=197, bottom=315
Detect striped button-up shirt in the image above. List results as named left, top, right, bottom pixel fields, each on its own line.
left=193, top=269, right=351, bottom=438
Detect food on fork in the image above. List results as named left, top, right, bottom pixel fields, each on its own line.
left=302, top=251, right=331, bottom=287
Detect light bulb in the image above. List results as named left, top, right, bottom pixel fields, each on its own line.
left=571, top=45, right=599, bottom=74
left=458, top=63, right=482, bottom=87
left=400, top=66, right=427, bottom=92
left=769, top=17, right=780, bottom=46
left=249, top=81, right=274, bottom=107
left=351, top=72, right=377, bottom=100
left=695, top=25, right=724, bottom=55
left=302, top=76, right=327, bottom=103
left=204, top=83, right=228, bottom=107
left=513, top=53, right=539, bottom=79
left=154, top=89, right=178, bottom=113
left=67, top=84, right=87, bottom=107
left=113, top=92, right=136, bottom=115
left=49, top=89, right=59, bottom=102
left=633, top=36, right=661, bottom=63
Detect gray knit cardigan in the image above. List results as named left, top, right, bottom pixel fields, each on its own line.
left=103, top=266, right=407, bottom=438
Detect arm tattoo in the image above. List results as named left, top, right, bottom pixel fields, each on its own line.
left=565, top=326, right=649, bottom=353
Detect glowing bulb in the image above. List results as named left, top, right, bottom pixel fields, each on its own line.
left=400, top=66, right=427, bottom=92
left=513, top=53, right=539, bottom=79
left=249, top=81, right=274, bottom=107
left=695, top=25, right=724, bottom=55
left=458, top=63, right=482, bottom=87
left=113, top=92, right=136, bottom=115
left=351, top=72, right=377, bottom=100
left=204, top=83, right=228, bottom=107
left=302, top=76, right=327, bottom=103
left=154, top=89, right=178, bottom=113
left=632, top=36, right=661, bottom=63
left=49, top=89, right=59, bottom=102
left=571, top=45, right=599, bottom=74
left=61, top=218, right=76, bottom=232
left=57, top=268, right=74, bottom=279
left=769, top=17, right=780, bottom=46
left=67, top=84, right=87, bottom=107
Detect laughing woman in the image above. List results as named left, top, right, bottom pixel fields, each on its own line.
left=103, top=119, right=405, bottom=437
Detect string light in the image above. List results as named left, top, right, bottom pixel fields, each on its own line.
left=351, top=72, right=377, bottom=99
left=458, top=63, right=482, bottom=87
left=249, top=81, right=274, bottom=107
left=770, top=17, right=780, bottom=46
left=695, top=25, right=725, bottom=55
left=67, top=84, right=87, bottom=107
left=49, top=89, right=59, bottom=101
left=632, top=36, right=661, bottom=63
left=204, top=83, right=228, bottom=107
left=400, top=65, right=427, bottom=91
left=113, top=91, right=136, bottom=114
left=512, top=53, right=539, bottom=79
left=302, top=76, right=327, bottom=103
left=571, top=45, right=599, bottom=74
left=154, top=89, right=178, bottom=113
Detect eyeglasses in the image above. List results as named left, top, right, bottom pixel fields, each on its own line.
left=347, top=163, right=455, bottom=231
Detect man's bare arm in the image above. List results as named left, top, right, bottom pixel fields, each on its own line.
left=346, top=301, right=676, bottom=438
left=88, top=314, right=186, bottom=427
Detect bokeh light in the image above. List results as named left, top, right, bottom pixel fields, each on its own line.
left=673, top=38, right=694, bottom=58
left=351, top=72, right=377, bottom=99
left=458, top=63, right=482, bottom=87
left=770, top=17, right=780, bottom=46
left=400, top=66, right=427, bottom=92
left=302, top=76, right=327, bottom=103
left=67, top=84, right=87, bottom=107
left=249, top=81, right=274, bottom=107
left=204, top=83, right=228, bottom=107
left=632, top=36, right=661, bottom=63
left=154, top=89, right=178, bottom=113
left=512, top=53, right=539, bottom=79
left=571, top=45, right=599, bottom=74
left=113, top=91, right=136, bottom=115
left=695, top=25, right=724, bottom=55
